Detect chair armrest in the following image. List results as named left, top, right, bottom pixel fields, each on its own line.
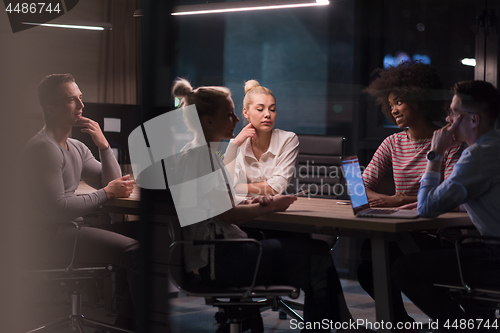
left=436, top=225, right=478, bottom=246
left=455, top=235, right=500, bottom=293
left=168, top=239, right=262, bottom=298
left=65, top=221, right=81, bottom=273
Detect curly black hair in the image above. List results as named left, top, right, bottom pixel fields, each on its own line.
left=364, top=60, right=446, bottom=125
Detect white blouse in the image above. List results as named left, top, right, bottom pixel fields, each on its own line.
left=232, top=128, right=299, bottom=194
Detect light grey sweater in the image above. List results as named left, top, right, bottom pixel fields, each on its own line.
left=22, top=129, right=121, bottom=227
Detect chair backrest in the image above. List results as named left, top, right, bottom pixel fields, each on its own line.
left=434, top=235, right=500, bottom=314
left=291, top=134, right=346, bottom=199
left=166, top=220, right=300, bottom=299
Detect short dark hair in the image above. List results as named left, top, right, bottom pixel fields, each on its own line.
left=452, top=80, right=500, bottom=123
left=38, top=73, right=75, bottom=112
left=364, top=61, right=445, bottom=124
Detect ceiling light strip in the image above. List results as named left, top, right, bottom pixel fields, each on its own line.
left=22, top=22, right=110, bottom=31
left=172, top=0, right=329, bottom=16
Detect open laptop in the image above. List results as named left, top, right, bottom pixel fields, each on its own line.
left=341, top=156, right=420, bottom=218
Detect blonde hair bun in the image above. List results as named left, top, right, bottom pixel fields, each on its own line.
left=244, top=80, right=260, bottom=94
left=172, top=78, right=194, bottom=98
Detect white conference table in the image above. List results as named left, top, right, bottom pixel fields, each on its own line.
left=77, top=182, right=472, bottom=332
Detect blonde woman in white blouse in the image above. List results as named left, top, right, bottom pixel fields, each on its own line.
left=228, top=80, right=299, bottom=195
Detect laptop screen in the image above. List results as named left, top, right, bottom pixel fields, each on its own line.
left=341, top=156, right=370, bottom=212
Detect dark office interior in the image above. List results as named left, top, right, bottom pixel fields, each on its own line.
left=1, top=0, right=499, bottom=332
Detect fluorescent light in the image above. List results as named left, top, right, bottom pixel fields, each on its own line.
left=461, top=58, right=476, bottom=67
left=172, top=0, right=329, bottom=16
left=22, top=22, right=112, bottom=31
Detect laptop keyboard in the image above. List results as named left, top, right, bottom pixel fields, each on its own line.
left=362, top=209, right=397, bottom=215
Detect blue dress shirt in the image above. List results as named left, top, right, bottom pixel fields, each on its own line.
left=417, top=130, right=500, bottom=237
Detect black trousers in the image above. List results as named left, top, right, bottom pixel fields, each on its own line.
left=356, top=232, right=451, bottom=323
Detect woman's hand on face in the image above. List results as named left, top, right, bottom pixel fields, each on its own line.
left=233, top=123, right=256, bottom=146
left=270, top=195, right=297, bottom=212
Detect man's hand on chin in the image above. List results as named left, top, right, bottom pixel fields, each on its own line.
left=77, top=116, right=109, bottom=150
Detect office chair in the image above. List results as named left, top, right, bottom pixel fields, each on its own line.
left=168, top=237, right=302, bottom=333
left=293, top=134, right=346, bottom=199
left=26, top=222, right=134, bottom=333
left=434, top=235, right=500, bottom=321
left=293, top=134, right=343, bottom=272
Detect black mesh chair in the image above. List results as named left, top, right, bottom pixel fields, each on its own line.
left=292, top=134, right=346, bottom=199
left=434, top=235, right=500, bottom=321
left=26, top=222, right=134, bottom=333
left=167, top=237, right=302, bottom=333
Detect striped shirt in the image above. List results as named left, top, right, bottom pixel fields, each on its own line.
left=363, top=131, right=466, bottom=196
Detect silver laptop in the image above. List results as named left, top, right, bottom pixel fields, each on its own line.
left=341, top=156, right=419, bottom=219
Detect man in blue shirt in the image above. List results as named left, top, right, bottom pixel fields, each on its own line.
left=393, top=80, right=500, bottom=331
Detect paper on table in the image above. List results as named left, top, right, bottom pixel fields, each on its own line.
left=104, top=117, right=121, bottom=132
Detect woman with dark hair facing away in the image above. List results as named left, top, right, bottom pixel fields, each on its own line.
left=228, top=79, right=299, bottom=196
left=171, top=78, right=359, bottom=332
left=357, top=61, right=465, bottom=332
left=362, top=60, right=464, bottom=208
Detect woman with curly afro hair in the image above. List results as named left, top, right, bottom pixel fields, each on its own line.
left=357, top=61, right=466, bottom=332
left=362, top=60, right=464, bottom=207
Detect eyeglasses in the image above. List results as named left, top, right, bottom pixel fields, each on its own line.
left=447, top=108, right=478, bottom=118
